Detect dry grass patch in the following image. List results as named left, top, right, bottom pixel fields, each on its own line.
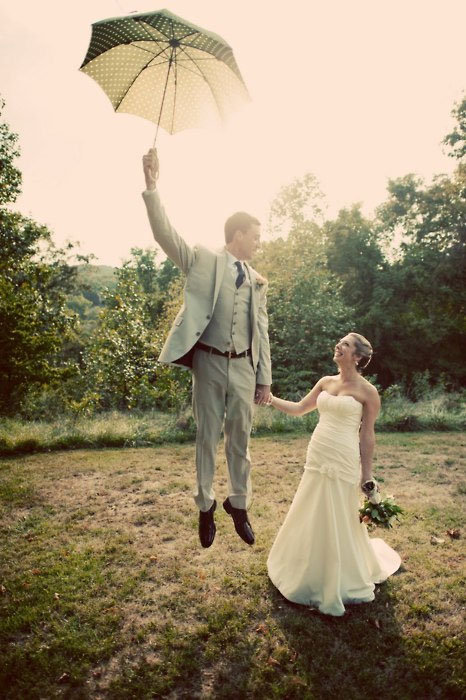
left=0, top=433, right=464, bottom=698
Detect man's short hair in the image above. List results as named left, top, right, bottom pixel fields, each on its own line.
left=224, top=212, right=260, bottom=244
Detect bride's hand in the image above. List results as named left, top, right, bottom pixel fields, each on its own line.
left=361, top=479, right=381, bottom=504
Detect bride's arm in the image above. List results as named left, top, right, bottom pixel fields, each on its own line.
left=268, top=379, right=324, bottom=416
left=359, top=386, right=381, bottom=484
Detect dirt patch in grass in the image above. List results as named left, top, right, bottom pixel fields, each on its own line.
left=1, top=433, right=465, bottom=698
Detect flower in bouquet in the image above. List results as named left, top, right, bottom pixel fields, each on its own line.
left=359, top=494, right=403, bottom=529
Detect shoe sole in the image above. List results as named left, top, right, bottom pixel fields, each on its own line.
left=223, top=499, right=254, bottom=545
left=199, top=501, right=216, bottom=548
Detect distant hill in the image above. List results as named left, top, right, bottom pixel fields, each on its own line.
left=76, top=264, right=118, bottom=306
left=67, top=264, right=118, bottom=324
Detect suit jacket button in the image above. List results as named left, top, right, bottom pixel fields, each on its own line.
left=196, top=332, right=201, bottom=336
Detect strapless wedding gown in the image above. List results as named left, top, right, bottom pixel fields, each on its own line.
left=267, top=390, right=401, bottom=616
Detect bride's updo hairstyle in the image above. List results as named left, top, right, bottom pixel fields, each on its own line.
left=349, top=333, right=373, bottom=371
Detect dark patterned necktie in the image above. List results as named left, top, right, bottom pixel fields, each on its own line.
left=234, top=260, right=246, bottom=288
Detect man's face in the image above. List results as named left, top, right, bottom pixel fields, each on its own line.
left=237, top=224, right=261, bottom=261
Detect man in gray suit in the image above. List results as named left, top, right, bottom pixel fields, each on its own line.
left=142, top=149, right=272, bottom=548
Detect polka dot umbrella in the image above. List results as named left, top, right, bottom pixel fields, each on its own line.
left=79, top=9, right=250, bottom=143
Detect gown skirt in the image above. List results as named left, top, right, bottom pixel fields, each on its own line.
left=267, top=391, right=401, bottom=617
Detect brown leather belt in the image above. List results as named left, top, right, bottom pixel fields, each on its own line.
left=196, top=341, right=251, bottom=359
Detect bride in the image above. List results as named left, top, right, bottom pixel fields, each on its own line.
left=266, top=332, right=400, bottom=616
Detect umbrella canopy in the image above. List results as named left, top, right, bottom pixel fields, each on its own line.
left=79, top=9, right=250, bottom=139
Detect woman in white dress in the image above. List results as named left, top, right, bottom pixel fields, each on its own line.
left=266, top=332, right=400, bottom=616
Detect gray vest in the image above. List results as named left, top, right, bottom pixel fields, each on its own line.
left=200, top=264, right=252, bottom=353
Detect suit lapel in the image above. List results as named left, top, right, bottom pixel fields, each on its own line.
left=212, top=251, right=227, bottom=312
left=244, top=262, right=258, bottom=325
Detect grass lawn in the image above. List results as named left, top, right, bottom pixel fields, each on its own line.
left=1, top=433, right=464, bottom=699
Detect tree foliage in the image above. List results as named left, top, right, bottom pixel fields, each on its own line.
left=0, top=98, right=21, bottom=205
left=373, top=165, right=465, bottom=387
left=0, top=99, right=81, bottom=414
left=81, top=248, right=189, bottom=413
left=256, top=178, right=354, bottom=397
left=443, top=95, right=466, bottom=161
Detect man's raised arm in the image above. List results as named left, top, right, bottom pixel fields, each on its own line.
left=142, top=149, right=195, bottom=275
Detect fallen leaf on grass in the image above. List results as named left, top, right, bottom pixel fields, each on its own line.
left=149, top=555, right=157, bottom=562
left=255, top=624, right=268, bottom=634
left=446, top=528, right=461, bottom=539
left=267, top=657, right=281, bottom=667
left=430, top=536, right=445, bottom=545
left=54, top=593, right=60, bottom=600
left=290, top=676, right=307, bottom=687
left=30, top=569, right=41, bottom=575
left=0, top=585, right=7, bottom=596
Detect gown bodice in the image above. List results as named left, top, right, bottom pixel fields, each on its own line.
left=304, top=390, right=363, bottom=485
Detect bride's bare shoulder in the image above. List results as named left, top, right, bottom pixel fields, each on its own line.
left=320, top=375, right=339, bottom=389
left=360, top=378, right=380, bottom=402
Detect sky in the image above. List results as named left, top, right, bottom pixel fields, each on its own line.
left=1, top=0, right=465, bottom=266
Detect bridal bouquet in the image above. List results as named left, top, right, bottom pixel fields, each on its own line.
left=359, top=480, right=403, bottom=529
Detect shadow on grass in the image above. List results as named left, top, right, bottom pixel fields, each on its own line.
left=105, top=603, right=259, bottom=699
left=267, top=576, right=463, bottom=699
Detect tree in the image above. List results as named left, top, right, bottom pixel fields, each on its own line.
left=373, top=166, right=465, bottom=387
left=82, top=249, right=188, bottom=412
left=324, top=205, right=385, bottom=311
left=0, top=99, right=81, bottom=414
left=443, top=95, right=466, bottom=161
left=266, top=173, right=326, bottom=240
left=256, top=175, right=354, bottom=397
left=0, top=98, right=21, bottom=205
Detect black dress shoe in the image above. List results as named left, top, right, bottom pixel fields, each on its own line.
left=223, top=498, right=255, bottom=545
left=199, top=500, right=216, bottom=548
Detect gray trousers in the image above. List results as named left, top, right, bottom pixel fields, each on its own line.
left=192, top=348, right=256, bottom=512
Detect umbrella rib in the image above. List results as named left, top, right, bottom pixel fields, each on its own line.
left=114, top=47, right=168, bottom=112
left=137, top=18, right=204, bottom=51
left=131, top=43, right=169, bottom=57
left=113, top=46, right=171, bottom=111
left=171, top=52, right=178, bottom=134
left=177, top=45, right=224, bottom=118
left=172, top=56, right=218, bottom=62
left=180, top=32, right=215, bottom=51
left=135, top=19, right=173, bottom=43
left=154, top=46, right=176, bottom=143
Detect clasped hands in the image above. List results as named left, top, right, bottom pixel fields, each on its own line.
left=255, top=384, right=271, bottom=405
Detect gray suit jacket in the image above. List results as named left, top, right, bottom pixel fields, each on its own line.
left=142, top=189, right=272, bottom=385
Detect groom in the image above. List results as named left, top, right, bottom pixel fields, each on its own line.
left=142, top=149, right=272, bottom=548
